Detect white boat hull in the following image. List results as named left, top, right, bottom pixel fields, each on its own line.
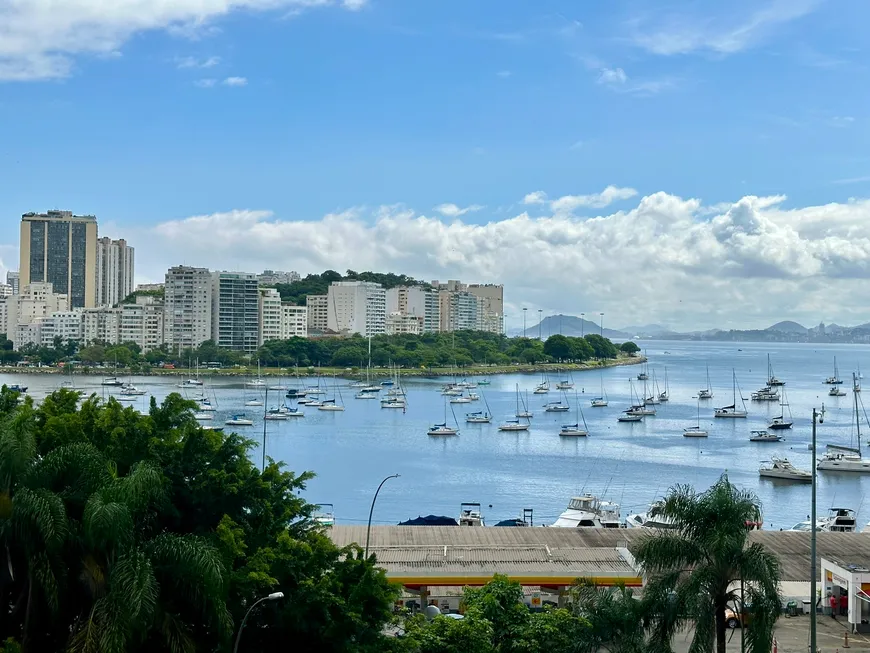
left=559, top=429, right=588, bottom=437
left=715, top=411, right=747, bottom=418
left=817, top=459, right=870, bottom=473
left=498, top=424, right=529, bottom=431
left=683, top=429, right=708, bottom=438
left=759, top=470, right=811, bottom=482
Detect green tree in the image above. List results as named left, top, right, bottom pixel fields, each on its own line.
left=543, top=335, right=573, bottom=361
left=584, top=334, right=618, bottom=359
left=402, top=614, right=494, bottom=653
left=631, top=475, right=781, bottom=653
left=619, top=341, right=641, bottom=355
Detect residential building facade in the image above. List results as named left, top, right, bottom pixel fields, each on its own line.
left=96, top=237, right=135, bottom=307
left=211, top=271, right=259, bottom=353
left=6, top=271, right=19, bottom=295
left=163, top=266, right=213, bottom=350
left=19, top=210, right=98, bottom=308
left=385, top=311, right=421, bottom=335
left=258, top=270, right=300, bottom=286
left=306, top=294, right=329, bottom=332
left=280, top=305, right=308, bottom=339
left=7, top=283, right=70, bottom=349
left=0, top=284, right=12, bottom=298
left=432, top=279, right=504, bottom=334
left=326, top=281, right=386, bottom=337
left=258, top=288, right=283, bottom=345
left=119, top=296, right=165, bottom=353
left=386, top=286, right=440, bottom=333
left=41, top=311, right=83, bottom=346
left=81, top=307, right=122, bottom=345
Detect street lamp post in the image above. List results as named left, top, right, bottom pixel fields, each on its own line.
left=810, top=404, right=825, bottom=653
left=580, top=313, right=585, bottom=337
left=233, top=592, right=285, bottom=653
left=522, top=308, right=527, bottom=336
left=599, top=312, right=604, bottom=337
left=364, top=474, right=400, bottom=558
left=538, top=309, right=543, bottom=340
left=261, top=387, right=269, bottom=472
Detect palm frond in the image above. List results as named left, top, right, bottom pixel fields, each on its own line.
left=632, top=533, right=705, bottom=574
left=82, top=493, right=133, bottom=552
left=109, top=549, right=158, bottom=625
left=11, top=487, right=68, bottom=552
left=114, top=462, right=166, bottom=516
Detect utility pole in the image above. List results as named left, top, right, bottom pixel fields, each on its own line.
left=538, top=309, right=543, bottom=340
left=522, top=308, right=527, bottom=336
left=580, top=313, right=585, bottom=337
left=599, top=312, right=604, bottom=337
left=810, top=404, right=825, bottom=653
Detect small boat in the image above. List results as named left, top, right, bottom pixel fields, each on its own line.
left=618, top=413, right=643, bottom=423
left=751, top=386, right=779, bottom=402
left=466, top=411, right=491, bottom=423
left=245, top=399, right=264, bottom=407
left=551, top=495, right=621, bottom=529
left=313, top=503, right=335, bottom=528
left=658, top=368, right=670, bottom=402
left=305, top=399, right=324, bottom=407
left=533, top=384, right=549, bottom=395
left=285, top=388, right=308, bottom=399
left=381, top=400, right=406, bottom=409
left=120, top=384, right=147, bottom=396
left=789, top=508, right=857, bottom=533
left=458, top=502, right=485, bottom=526
left=714, top=369, right=747, bottom=418
left=560, top=392, right=589, bottom=437
left=750, top=430, right=784, bottom=442
left=101, top=376, right=124, bottom=387
left=516, top=388, right=533, bottom=419
left=449, top=395, right=473, bottom=404
left=380, top=379, right=394, bottom=387
left=624, top=511, right=675, bottom=529
left=477, top=379, right=490, bottom=386
left=824, top=356, right=843, bottom=384
left=767, top=354, right=785, bottom=386
left=818, top=380, right=870, bottom=473
left=245, top=360, right=266, bottom=388
left=7, top=384, right=27, bottom=393
left=318, top=399, right=345, bottom=412
left=264, top=411, right=289, bottom=421
left=591, top=373, right=608, bottom=407
left=555, top=371, right=574, bottom=390
left=683, top=398, right=707, bottom=437
left=698, top=364, right=714, bottom=399
left=759, top=458, right=811, bottom=482
left=225, top=414, right=253, bottom=426
left=355, top=392, right=378, bottom=400
left=429, top=397, right=460, bottom=436
left=828, top=386, right=846, bottom=397
left=544, top=401, right=570, bottom=413
left=498, top=419, right=530, bottom=431
left=197, top=399, right=216, bottom=412
left=468, top=392, right=480, bottom=401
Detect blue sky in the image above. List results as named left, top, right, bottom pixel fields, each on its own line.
left=1, top=0, right=869, bottom=329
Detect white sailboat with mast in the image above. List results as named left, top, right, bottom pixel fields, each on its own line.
left=318, top=375, right=345, bottom=411
left=824, top=356, right=843, bottom=385
left=245, top=360, right=266, bottom=388
left=698, top=364, right=714, bottom=399
left=683, top=397, right=708, bottom=437
left=428, top=396, right=460, bottom=436
left=767, top=354, right=785, bottom=386
left=501, top=385, right=530, bottom=431
left=559, top=392, right=589, bottom=436
left=767, top=387, right=793, bottom=430
left=591, top=372, right=608, bottom=407
left=818, top=373, right=870, bottom=473
left=714, top=369, right=747, bottom=418
left=658, top=367, right=669, bottom=402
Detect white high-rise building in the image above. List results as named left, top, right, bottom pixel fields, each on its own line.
left=259, top=288, right=283, bottom=345
left=81, top=307, right=122, bottom=345
left=211, top=271, right=259, bottom=353
left=96, top=237, right=135, bottom=307
left=432, top=279, right=504, bottom=334
left=0, top=285, right=12, bottom=298
left=386, top=286, right=440, bottom=333
left=0, top=299, right=8, bottom=337
left=306, top=294, right=329, bottom=332
left=258, top=270, right=300, bottom=286
left=6, top=271, right=19, bottom=295
left=41, top=311, right=83, bottom=346
left=7, top=283, right=70, bottom=349
left=326, top=281, right=386, bottom=337
left=385, top=312, right=421, bottom=335
left=119, top=296, right=165, bottom=353
left=280, top=305, right=308, bottom=339
left=164, top=266, right=213, bottom=350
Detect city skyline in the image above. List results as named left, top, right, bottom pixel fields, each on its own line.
left=1, top=1, right=869, bottom=330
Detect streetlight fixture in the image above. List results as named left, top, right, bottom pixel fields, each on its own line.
left=580, top=313, right=585, bottom=337
left=538, top=309, right=543, bottom=340
left=522, top=308, right=527, bottom=336
left=599, top=312, right=604, bottom=337
left=810, top=404, right=825, bottom=653
left=365, top=474, right=400, bottom=558
left=233, top=591, right=285, bottom=653
left=261, top=387, right=269, bottom=472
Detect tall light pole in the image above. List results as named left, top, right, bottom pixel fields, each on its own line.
left=365, top=474, right=400, bottom=558
left=580, top=313, right=585, bottom=337
left=538, top=309, right=543, bottom=340
left=233, top=592, right=284, bottom=653
left=522, top=308, right=527, bottom=336
left=599, top=312, right=604, bottom=337
left=261, top=387, right=269, bottom=472
left=811, top=404, right=825, bottom=653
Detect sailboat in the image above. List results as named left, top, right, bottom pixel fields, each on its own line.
left=658, top=367, right=669, bottom=402
left=555, top=370, right=574, bottom=390
left=619, top=381, right=646, bottom=422
left=626, top=380, right=656, bottom=416
left=516, top=389, right=533, bottom=419
left=829, top=385, right=847, bottom=397
left=698, top=365, right=714, bottom=399
left=500, top=385, right=531, bottom=431
left=714, top=369, right=747, bottom=418
left=428, top=397, right=459, bottom=436
left=683, top=398, right=708, bottom=437
left=767, top=354, right=785, bottom=386
left=854, top=372, right=862, bottom=394
left=559, top=392, right=589, bottom=436
left=533, top=372, right=550, bottom=394
left=767, top=387, right=793, bottom=430
left=818, top=373, right=870, bottom=473
left=824, top=356, right=843, bottom=384
left=466, top=393, right=492, bottom=423
left=318, top=375, right=345, bottom=411
left=644, top=371, right=661, bottom=405
left=245, top=360, right=266, bottom=388
left=591, top=373, right=608, bottom=407
left=637, top=356, right=649, bottom=381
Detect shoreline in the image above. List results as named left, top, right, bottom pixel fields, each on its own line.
left=0, top=356, right=645, bottom=379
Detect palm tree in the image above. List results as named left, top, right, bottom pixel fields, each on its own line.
left=631, top=475, right=781, bottom=653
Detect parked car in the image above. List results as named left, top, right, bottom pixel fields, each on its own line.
left=725, top=604, right=753, bottom=629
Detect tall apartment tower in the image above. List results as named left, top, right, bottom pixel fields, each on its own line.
left=211, top=271, right=259, bottom=353
left=163, top=266, right=213, bottom=350
left=96, top=237, right=135, bottom=306
left=6, top=272, right=19, bottom=295
left=19, top=210, right=98, bottom=308
left=306, top=294, right=329, bottom=332
left=326, top=281, right=386, bottom=337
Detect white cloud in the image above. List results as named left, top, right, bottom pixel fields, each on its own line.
left=0, top=0, right=363, bottom=81
left=548, top=185, right=638, bottom=212
left=597, top=67, right=627, bottom=86
left=142, top=191, right=870, bottom=330
left=175, top=55, right=221, bottom=69
left=496, top=70, right=512, bottom=78
left=194, top=78, right=217, bottom=88
left=523, top=191, right=548, bottom=205
left=629, top=0, right=818, bottom=56
left=222, top=76, right=248, bottom=86
left=434, top=203, right=484, bottom=218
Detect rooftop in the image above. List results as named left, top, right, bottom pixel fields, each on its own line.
left=329, top=526, right=870, bottom=584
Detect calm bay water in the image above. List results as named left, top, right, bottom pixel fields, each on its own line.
left=4, top=340, right=870, bottom=530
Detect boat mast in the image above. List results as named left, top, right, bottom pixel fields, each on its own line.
left=855, top=373, right=861, bottom=450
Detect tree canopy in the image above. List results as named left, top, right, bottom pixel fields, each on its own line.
left=273, top=269, right=428, bottom=306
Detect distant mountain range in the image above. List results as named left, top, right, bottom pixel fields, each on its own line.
left=518, top=316, right=870, bottom=344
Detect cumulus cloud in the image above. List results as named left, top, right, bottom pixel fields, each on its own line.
left=175, top=55, right=220, bottom=69
left=434, top=203, right=484, bottom=218
left=141, top=191, right=870, bottom=330
left=222, top=76, right=248, bottom=86
left=523, top=191, right=548, bottom=205
left=0, top=0, right=364, bottom=81
left=598, top=67, right=627, bottom=86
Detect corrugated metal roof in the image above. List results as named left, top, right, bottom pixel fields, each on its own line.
left=329, top=526, right=870, bottom=582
